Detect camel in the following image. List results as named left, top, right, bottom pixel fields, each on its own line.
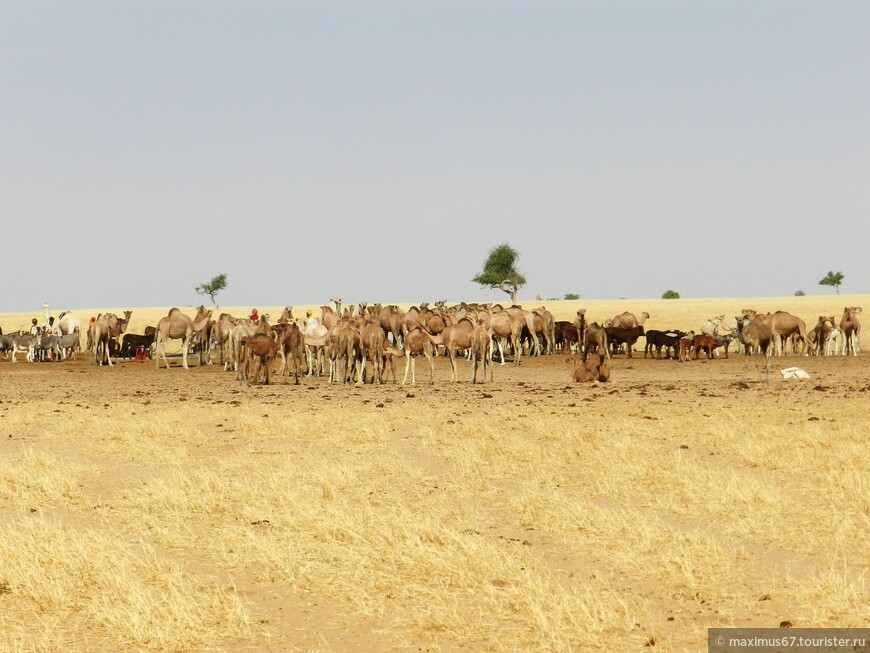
left=505, top=306, right=540, bottom=357
left=573, top=309, right=587, bottom=356
left=371, top=303, right=404, bottom=346
left=92, top=311, right=132, bottom=366
left=320, top=304, right=341, bottom=330
left=277, top=306, right=294, bottom=324
left=807, top=316, right=834, bottom=356
left=400, top=327, right=438, bottom=385
left=278, top=323, right=305, bottom=385
left=734, top=315, right=772, bottom=382
left=57, top=311, right=82, bottom=338
left=469, top=321, right=493, bottom=384
left=701, top=315, right=725, bottom=337
left=610, top=311, right=649, bottom=329
left=211, top=313, right=238, bottom=369
left=530, top=307, right=556, bottom=355
left=433, top=318, right=476, bottom=382
left=357, top=318, right=386, bottom=385
left=761, top=311, right=807, bottom=355
left=568, top=354, right=609, bottom=383
left=239, top=333, right=280, bottom=385
left=583, top=322, right=609, bottom=362
left=840, top=306, right=862, bottom=356
left=154, top=306, right=211, bottom=369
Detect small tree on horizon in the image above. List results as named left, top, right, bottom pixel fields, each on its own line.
left=818, top=271, right=844, bottom=295
left=472, top=243, right=526, bottom=304
left=794, top=290, right=806, bottom=296
left=195, top=273, right=228, bottom=307
left=564, top=292, right=580, bottom=300
left=661, top=289, right=680, bottom=299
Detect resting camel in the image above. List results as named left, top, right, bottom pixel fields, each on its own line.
left=92, top=311, right=132, bottom=366
left=567, top=354, right=610, bottom=383
left=735, top=315, right=772, bottom=382
left=840, top=306, right=862, bottom=356
left=154, top=306, right=211, bottom=369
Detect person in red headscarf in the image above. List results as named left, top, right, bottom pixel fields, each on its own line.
left=249, top=308, right=259, bottom=322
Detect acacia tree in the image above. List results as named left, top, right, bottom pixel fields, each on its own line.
left=472, top=243, right=526, bottom=304
left=195, top=273, right=228, bottom=307
left=818, top=271, right=844, bottom=295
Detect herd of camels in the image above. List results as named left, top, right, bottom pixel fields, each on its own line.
left=68, top=300, right=863, bottom=386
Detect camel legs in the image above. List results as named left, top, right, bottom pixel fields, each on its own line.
left=402, top=352, right=415, bottom=385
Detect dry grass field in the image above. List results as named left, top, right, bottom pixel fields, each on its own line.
left=1, top=296, right=868, bottom=652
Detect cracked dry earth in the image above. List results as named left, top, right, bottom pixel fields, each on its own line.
left=1, top=350, right=869, bottom=652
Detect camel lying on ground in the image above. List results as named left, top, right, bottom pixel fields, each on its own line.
left=567, top=354, right=610, bottom=383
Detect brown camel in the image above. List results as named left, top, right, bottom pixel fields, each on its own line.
left=840, top=306, right=862, bottom=356
left=239, top=333, right=279, bottom=385
left=155, top=306, right=211, bottom=369
left=583, top=322, right=609, bottom=362
left=567, top=354, right=609, bottom=383
left=357, top=318, right=385, bottom=385
left=807, top=316, right=835, bottom=356
left=278, top=322, right=305, bottom=385
left=735, top=315, right=772, bottom=382
left=92, top=310, right=132, bottom=366
left=761, top=311, right=807, bottom=355
left=371, top=303, right=404, bottom=347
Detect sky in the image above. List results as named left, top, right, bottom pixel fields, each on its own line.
left=2, top=1, right=868, bottom=312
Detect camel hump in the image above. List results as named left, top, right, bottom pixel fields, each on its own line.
left=167, top=308, right=182, bottom=316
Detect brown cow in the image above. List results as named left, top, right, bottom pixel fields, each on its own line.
left=692, top=334, right=718, bottom=359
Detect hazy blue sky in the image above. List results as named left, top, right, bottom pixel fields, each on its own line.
left=2, top=1, right=868, bottom=312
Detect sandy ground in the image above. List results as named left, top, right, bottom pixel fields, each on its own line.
left=1, top=344, right=869, bottom=651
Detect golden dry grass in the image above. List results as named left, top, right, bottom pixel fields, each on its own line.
left=1, top=295, right=868, bottom=651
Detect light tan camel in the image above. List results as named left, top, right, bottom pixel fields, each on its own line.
left=154, top=306, right=211, bottom=369
left=371, top=303, right=404, bottom=346
left=469, top=321, right=493, bottom=384
left=840, top=306, right=862, bottom=356
left=277, top=306, right=294, bottom=324
left=92, top=310, right=132, bottom=366
left=530, top=307, right=556, bottom=355
left=761, top=311, right=807, bottom=355
left=320, top=305, right=340, bottom=330
left=610, top=311, right=649, bottom=329
left=478, top=309, right=522, bottom=365
left=505, top=306, right=540, bottom=357
left=400, top=327, right=438, bottom=385
left=433, top=318, right=476, bottom=382
left=735, top=315, right=772, bottom=382
left=573, top=309, right=587, bottom=356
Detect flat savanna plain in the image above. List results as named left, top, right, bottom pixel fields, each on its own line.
left=1, top=296, right=868, bottom=652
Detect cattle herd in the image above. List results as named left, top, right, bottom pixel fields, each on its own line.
left=0, top=301, right=862, bottom=385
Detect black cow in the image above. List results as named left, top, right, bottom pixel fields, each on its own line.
left=120, top=332, right=155, bottom=359
left=644, top=330, right=687, bottom=359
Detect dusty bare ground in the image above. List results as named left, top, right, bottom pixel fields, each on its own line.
left=1, top=349, right=869, bottom=652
